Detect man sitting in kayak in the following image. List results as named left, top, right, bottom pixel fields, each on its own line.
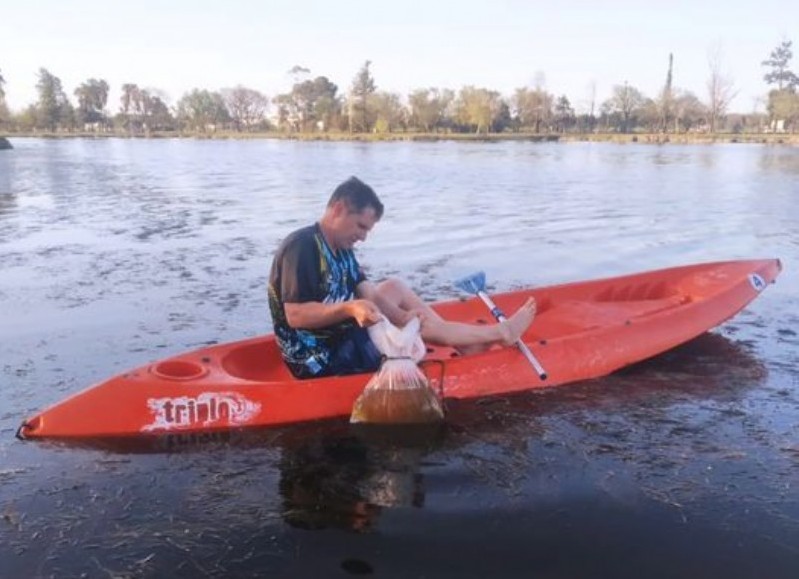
left=268, top=176, right=536, bottom=379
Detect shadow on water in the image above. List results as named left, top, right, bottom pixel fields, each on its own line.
left=3, top=332, right=797, bottom=577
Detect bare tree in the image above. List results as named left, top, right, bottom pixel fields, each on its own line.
left=604, top=82, right=646, bottom=133
left=512, top=87, right=554, bottom=132
left=707, top=44, right=738, bottom=133
left=223, top=86, right=269, bottom=131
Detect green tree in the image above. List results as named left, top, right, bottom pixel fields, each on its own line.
left=276, top=75, right=340, bottom=132
left=119, top=83, right=142, bottom=132
left=176, top=89, right=230, bottom=132
left=767, top=89, right=799, bottom=132
left=371, top=91, right=406, bottom=133
left=554, top=95, right=574, bottom=132
left=408, top=88, right=453, bottom=132
left=349, top=60, right=376, bottom=132
left=0, top=67, right=6, bottom=101
left=762, top=40, right=799, bottom=131
left=74, top=78, right=109, bottom=127
left=762, top=40, right=799, bottom=90
left=454, top=86, right=504, bottom=134
left=119, top=84, right=175, bottom=133
left=35, top=68, right=70, bottom=131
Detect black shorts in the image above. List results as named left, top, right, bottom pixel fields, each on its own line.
left=324, top=327, right=382, bottom=377
left=287, top=326, right=382, bottom=379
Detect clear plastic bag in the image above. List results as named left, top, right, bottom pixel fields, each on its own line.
left=350, top=317, right=444, bottom=424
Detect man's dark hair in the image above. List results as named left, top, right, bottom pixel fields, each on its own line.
left=328, top=176, right=384, bottom=220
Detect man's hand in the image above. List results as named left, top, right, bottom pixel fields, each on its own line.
left=347, top=299, right=383, bottom=327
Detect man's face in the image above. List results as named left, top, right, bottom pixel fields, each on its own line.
left=332, top=202, right=379, bottom=250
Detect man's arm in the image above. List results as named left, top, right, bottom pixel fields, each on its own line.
left=285, top=299, right=382, bottom=330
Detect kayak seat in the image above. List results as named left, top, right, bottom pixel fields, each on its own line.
left=221, top=340, right=297, bottom=382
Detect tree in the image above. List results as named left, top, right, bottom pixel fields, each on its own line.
left=658, top=53, right=674, bottom=132
left=767, top=89, right=799, bottom=132
left=119, top=84, right=176, bottom=133
left=762, top=40, right=799, bottom=131
left=454, top=86, right=504, bottom=134
left=638, top=98, right=661, bottom=132
left=35, top=68, right=70, bottom=131
left=706, top=45, right=738, bottom=132
left=223, top=86, right=269, bottom=131
left=176, top=89, right=230, bottom=132
left=407, top=88, right=453, bottom=132
left=349, top=60, right=376, bottom=132
left=0, top=67, right=7, bottom=125
left=762, top=40, right=799, bottom=90
left=512, top=87, right=554, bottom=132
left=119, top=83, right=140, bottom=131
left=279, top=75, right=340, bottom=132
left=673, top=90, right=707, bottom=132
left=74, top=78, right=109, bottom=128
left=553, top=95, right=574, bottom=132
left=603, top=83, right=646, bottom=133
left=585, top=80, right=598, bottom=132
left=371, top=91, right=406, bottom=133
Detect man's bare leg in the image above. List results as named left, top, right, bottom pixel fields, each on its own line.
left=369, top=278, right=536, bottom=350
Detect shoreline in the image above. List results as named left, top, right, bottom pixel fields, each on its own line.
left=1, top=131, right=797, bottom=145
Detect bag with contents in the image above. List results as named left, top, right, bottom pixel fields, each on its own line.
left=350, top=316, right=444, bottom=424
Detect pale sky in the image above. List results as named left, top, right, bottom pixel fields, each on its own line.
left=1, top=0, right=796, bottom=114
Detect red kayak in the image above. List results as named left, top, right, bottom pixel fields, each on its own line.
left=18, top=258, right=781, bottom=440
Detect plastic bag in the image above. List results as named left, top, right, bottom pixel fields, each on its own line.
left=350, top=317, right=444, bottom=424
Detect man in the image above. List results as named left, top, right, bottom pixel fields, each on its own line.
left=268, top=176, right=536, bottom=379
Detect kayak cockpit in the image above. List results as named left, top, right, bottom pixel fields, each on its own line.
left=220, top=339, right=297, bottom=382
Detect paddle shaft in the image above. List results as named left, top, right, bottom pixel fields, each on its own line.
left=476, top=290, right=548, bottom=380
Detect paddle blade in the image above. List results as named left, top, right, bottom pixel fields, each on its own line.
left=454, top=271, right=486, bottom=295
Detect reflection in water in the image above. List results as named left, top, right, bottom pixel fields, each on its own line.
left=278, top=426, right=435, bottom=532
left=759, top=147, right=799, bottom=175
left=0, top=192, right=15, bottom=216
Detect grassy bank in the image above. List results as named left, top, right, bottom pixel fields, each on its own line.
left=2, top=131, right=798, bottom=145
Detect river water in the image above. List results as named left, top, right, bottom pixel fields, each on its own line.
left=1, top=138, right=797, bottom=578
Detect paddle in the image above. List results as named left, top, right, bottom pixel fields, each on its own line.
left=455, top=272, right=548, bottom=381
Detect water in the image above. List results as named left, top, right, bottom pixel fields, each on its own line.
left=1, top=138, right=797, bottom=578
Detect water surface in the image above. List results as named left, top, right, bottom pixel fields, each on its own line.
left=1, top=139, right=797, bottom=578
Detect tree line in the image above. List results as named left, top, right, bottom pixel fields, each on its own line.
left=1, top=41, right=798, bottom=136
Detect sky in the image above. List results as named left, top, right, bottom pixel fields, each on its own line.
left=1, top=0, right=797, bottom=114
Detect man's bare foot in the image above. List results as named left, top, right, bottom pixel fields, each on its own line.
left=499, top=297, right=537, bottom=346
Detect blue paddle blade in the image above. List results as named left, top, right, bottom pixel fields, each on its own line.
left=455, top=271, right=486, bottom=295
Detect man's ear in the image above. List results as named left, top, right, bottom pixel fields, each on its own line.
left=330, top=200, right=348, bottom=217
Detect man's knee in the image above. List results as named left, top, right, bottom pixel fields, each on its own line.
left=376, top=277, right=407, bottom=297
